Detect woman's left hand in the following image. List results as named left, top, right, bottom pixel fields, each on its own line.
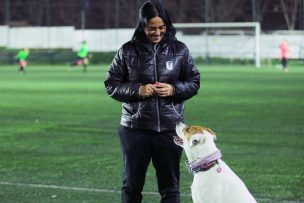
left=154, top=82, right=174, bottom=97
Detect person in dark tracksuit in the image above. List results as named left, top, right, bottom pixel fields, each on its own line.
left=104, top=1, right=200, bottom=202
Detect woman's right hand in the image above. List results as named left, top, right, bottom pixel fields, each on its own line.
left=139, top=84, right=156, bottom=98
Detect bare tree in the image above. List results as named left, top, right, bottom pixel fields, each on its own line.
left=209, top=0, right=247, bottom=22
left=2, top=0, right=302, bottom=30
left=51, top=1, right=80, bottom=27
left=280, top=0, right=300, bottom=30
left=256, top=0, right=270, bottom=23
left=165, top=0, right=203, bottom=23
left=25, top=0, right=44, bottom=26
left=120, top=0, right=139, bottom=28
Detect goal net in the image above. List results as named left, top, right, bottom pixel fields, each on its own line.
left=174, top=22, right=261, bottom=68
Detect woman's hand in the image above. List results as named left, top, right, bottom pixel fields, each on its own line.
left=139, top=84, right=156, bottom=98
left=154, top=82, right=174, bottom=97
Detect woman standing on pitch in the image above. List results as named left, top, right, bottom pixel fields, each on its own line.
left=104, top=1, right=200, bottom=202
left=279, top=39, right=289, bottom=72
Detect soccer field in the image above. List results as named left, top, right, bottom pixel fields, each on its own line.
left=0, top=64, right=303, bottom=203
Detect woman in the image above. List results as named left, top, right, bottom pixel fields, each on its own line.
left=279, top=39, right=289, bottom=72
left=104, top=1, right=200, bottom=202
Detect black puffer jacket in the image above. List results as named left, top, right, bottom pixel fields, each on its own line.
left=104, top=37, right=200, bottom=132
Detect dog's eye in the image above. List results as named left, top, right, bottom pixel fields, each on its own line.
left=185, top=127, right=190, bottom=133
left=192, top=138, right=200, bottom=146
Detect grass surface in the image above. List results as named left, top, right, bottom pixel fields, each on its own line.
left=0, top=64, right=303, bottom=203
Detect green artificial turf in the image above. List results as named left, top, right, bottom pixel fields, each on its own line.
left=0, top=64, right=303, bottom=203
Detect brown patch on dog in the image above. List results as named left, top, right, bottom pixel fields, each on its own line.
left=183, top=125, right=216, bottom=140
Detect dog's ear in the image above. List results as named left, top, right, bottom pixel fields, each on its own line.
left=203, top=127, right=216, bottom=135
left=203, top=127, right=217, bottom=141
left=173, top=136, right=183, bottom=147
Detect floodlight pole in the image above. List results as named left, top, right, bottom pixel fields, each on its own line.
left=81, top=11, right=85, bottom=30
left=115, top=0, right=120, bottom=29
left=6, top=0, right=11, bottom=63
left=251, top=0, right=257, bottom=22
left=81, top=0, right=88, bottom=41
left=204, top=0, right=210, bottom=64
left=302, top=0, right=304, bottom=30
left=81, top=10, right=85, bottom=42
left=45, top=0, right=52, bottom=63
left=5, top=0, right=10, bottom=25
left=115, top=0, right=120, bottom=50
left=46, top=0, right=51, bottom=26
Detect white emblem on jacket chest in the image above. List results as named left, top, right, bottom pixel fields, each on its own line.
left=166, top=61, right=174, bottom=70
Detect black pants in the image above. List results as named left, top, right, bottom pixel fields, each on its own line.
left=118, top=126, right=182, bottom=203
left=281, top=57, right=287, bottom=69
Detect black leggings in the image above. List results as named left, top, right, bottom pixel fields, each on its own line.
left=118, top=126, right=182, bottom=203
left=281, top=57, right=287, bottom=69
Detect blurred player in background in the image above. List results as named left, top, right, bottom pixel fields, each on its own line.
left=71, top=41, right=90, bottom=72
left=279, top=39, right=289, bottom=72
left=15, top=48, right=30, bottom=73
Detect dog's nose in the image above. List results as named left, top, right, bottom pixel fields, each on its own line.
left=176, top=122, right=185, bottom=128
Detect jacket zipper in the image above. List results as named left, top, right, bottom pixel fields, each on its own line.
left=153, top=44, right=161, bottom=132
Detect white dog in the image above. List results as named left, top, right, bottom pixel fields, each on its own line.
left=174, top=122, right=257, bottom=203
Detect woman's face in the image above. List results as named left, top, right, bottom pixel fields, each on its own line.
left=144, top=16, right=166, bottom=44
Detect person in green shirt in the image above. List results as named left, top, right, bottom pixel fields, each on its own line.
left=71, top=41, right=89, bottom=72
left=15, top=48, right=30, bottom=73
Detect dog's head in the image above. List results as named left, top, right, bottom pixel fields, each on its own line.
left=174, top=122, right=218, bottom=162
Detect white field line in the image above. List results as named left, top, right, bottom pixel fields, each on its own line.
left=0, top=181, right=303, bottom=203
left=0, top=181, right=188, bottom=197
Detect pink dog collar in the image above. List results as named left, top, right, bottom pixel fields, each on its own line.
left=185, top=150, right=222, bottom=174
